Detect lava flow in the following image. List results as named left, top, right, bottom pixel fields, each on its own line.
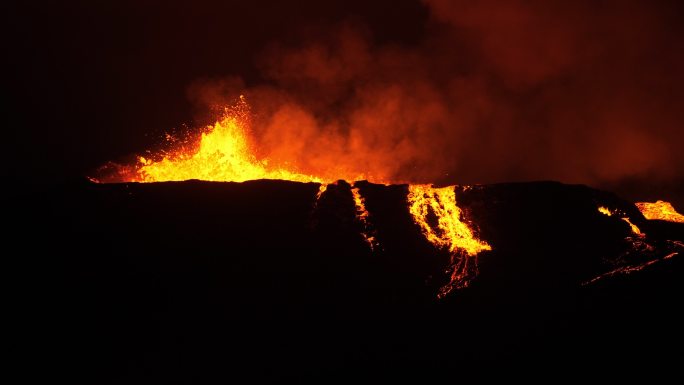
left=351, top=186, right=379, bottom=251
left=636, top=201, right=684, bottom=223
left=407, top=185, right=491, bottom=297
left=598, top=206, right=642, bottom=236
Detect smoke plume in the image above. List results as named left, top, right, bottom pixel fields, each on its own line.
left=188, top=0, right=684, bottom=185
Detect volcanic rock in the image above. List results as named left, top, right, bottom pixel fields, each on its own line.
left=24, top=179, right=684, bottom=383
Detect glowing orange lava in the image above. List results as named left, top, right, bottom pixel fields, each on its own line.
left=636, top=201, right=684, bottom=223
left=598, top=206, right=612, bottom=216
left=111, top=97, right=381, bottom=184
left=583, top=250, right=679, bottom=285
left=351, top=186, right=379, bottom=251
left=131, top=99, right=319, bottom=183
left=315, top=184, right=327, bottom=201
left=598, top=206, right=642, bottom=236
left=407, top=185, right=491, bottom=297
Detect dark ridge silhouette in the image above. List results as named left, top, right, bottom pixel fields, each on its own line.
left=24, top=179, right=683, bottom=383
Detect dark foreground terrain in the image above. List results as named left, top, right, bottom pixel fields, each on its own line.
left=19, top=180, right=684, bottom=383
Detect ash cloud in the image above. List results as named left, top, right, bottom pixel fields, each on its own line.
left=192, top=0, right=684, bottom=185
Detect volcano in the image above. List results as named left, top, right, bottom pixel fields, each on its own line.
left=11, top=0, right=684, bottom=382
left=30, top=178, right=683, bottom=383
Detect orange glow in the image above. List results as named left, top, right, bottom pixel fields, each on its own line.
left=316, top=184, right=327, bottom=201
left=351, top=187, right=379, bottom=250
left=131, top=98, right=321, bottom=183
left=598, top=206, right=612, bottom=216
left=598, top=206, right=642, bottom=236
left=101, top=98, right=498, bottom=297
left=110, top=97, right=384, bottom=184
left=621, top=217, right=641, bottom=236
left=407, top=185, right=491, bottom=297
left=635, top=201, right=684, bottom=223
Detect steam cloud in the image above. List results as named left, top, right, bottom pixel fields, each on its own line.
left=189, top=0, right=683, bottom=185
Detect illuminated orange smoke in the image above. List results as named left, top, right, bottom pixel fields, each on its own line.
left=407, top=185, right=491, bottom=297
left=597, top=206, right=642, bottom=236
left=636, top=201, right=684, bottom=223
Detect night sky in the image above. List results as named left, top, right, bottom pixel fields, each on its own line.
left=7, top=1, right=684, bottom=204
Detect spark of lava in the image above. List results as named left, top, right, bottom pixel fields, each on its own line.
left=635, top=201, right=684, bottom=223
left=407, top=185, right=491, bottom=297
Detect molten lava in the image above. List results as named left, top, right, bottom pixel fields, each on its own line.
left=315, top=184, right=327, bottom=201
left=135, top=115, right=320, bottom=183
left=598, top=206, right=612, bottom=216
left=351, top=186, right=379, bottom=251
left=584, top=249, right=680, bottom=285
left=636, top=201, right=684, bottom=223
left=407, top=185, right=491, bottom=297
left=622, top=217, right=642, bottom=236
left=108, top=97, right=381, bottom=184
left=597, top=206, right=642, bottom=236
